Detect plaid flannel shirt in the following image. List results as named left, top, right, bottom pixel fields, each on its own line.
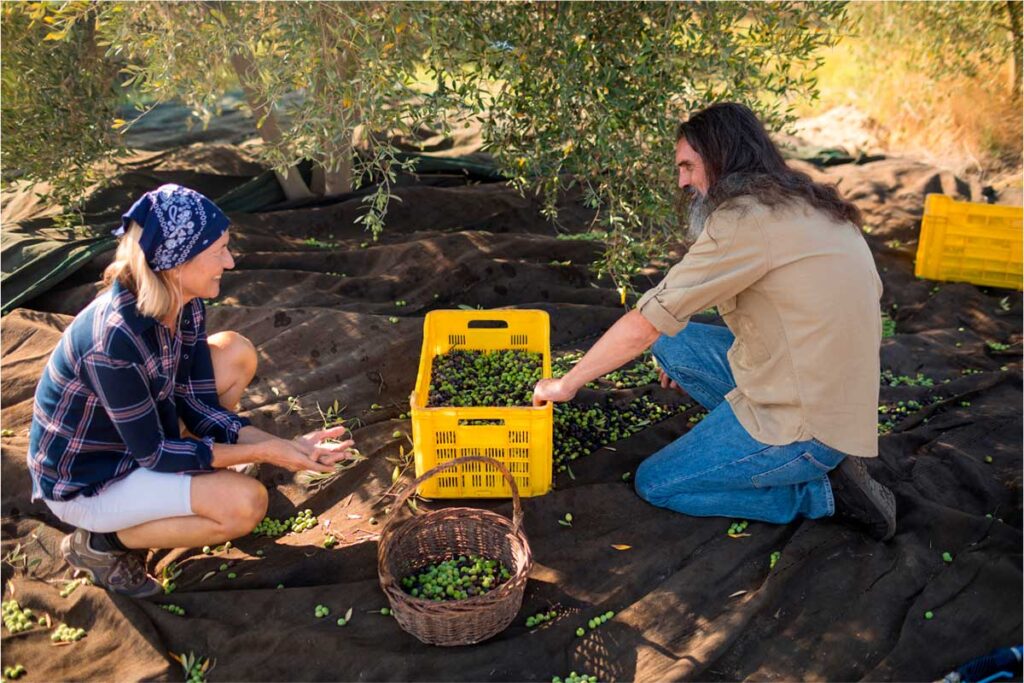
left=28, top=280, right=249, bottom=501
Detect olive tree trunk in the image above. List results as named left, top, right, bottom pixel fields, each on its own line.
left=1008, top=0, right=1022, bottom=102
left=228, top=50, right=315, bottom=201
left=310, top=22, right=356, bottom=197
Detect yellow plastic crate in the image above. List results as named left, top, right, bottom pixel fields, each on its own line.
left=915, top=194, right=1023, bottom=290
left=409, top=309, right=553, bottom=499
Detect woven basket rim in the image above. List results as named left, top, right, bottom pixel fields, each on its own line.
left=379, top=507, right=532, bottom=587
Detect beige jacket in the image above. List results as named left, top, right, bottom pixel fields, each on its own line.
left=636, top=196, right=883, bottom=457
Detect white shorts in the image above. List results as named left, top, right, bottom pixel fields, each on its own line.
left=43, top=468, right=194, bottom=533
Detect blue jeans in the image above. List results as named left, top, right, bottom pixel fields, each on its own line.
left=634, top=323, right=846, bottom=524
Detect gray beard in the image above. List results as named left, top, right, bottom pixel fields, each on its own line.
left=685, top=192, right=710, bottom=244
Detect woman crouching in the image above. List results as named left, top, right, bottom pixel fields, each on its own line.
left=27, top=184, right=354, bottom=597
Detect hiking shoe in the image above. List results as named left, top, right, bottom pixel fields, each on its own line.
left=60, top=529, right=163, bottom=598
left=828, top=456, right=897, bottom=542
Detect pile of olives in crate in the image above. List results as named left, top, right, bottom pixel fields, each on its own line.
left=428, top=350, right=542, bottom=407
left=401, top=554, right=512, bottom=601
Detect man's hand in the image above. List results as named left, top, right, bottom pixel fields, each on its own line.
left=659, top=369, right=683, bottom=393
left=532, top=377, right=577, bottom=407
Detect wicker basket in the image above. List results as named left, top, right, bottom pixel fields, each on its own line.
left=377, top=455, right=533, bottom=646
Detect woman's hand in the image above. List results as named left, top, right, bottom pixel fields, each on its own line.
left=294, top=425, right=356, bottom=456
left=259, top=426, right=355, bottom=474
left=292, top=425, right=357, bottom=468
left=532, top=377, right=578, bottom=407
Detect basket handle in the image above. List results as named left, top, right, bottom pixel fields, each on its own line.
left=385, top=455, right=524, bottom=534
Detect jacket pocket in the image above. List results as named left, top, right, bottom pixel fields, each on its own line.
left=726, top=305, right=771, bottom=369
left=751, top=451, right=834, bottom=489
left=717, top=297, right=738, bottom=316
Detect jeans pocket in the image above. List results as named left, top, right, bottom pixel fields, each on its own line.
left=751, top=451, right=834, bottom=489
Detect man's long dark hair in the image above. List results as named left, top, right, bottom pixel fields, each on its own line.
left=677, top=103, right=862, bottom=227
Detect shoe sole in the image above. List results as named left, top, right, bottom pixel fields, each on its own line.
left=847, top=467, right=897, bottom=542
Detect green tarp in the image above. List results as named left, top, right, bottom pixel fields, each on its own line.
left=1, top=230, right=117, bottom=316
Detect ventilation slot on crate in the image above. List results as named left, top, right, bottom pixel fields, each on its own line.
left=438, top=474, right=461, bottom=490
left=436, top=431, right=457, bottom=445
left=447, top=334, right=467, bottom=349
left=509, top=430, right=530, bottom=444
left=509, top=447, right=530, bottom=461
left=437, top=447, right=457, bottom=463
left=510, top=334, right=528, bottom=346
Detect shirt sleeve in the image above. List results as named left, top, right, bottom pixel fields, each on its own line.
left=635, top=203, right=770, bottom=336
left=175, top=308, right=250, bottom=444
left=80, top=351, right=216, bottom=473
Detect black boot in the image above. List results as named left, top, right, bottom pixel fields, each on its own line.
left=828, top=456, right=896, bottom=541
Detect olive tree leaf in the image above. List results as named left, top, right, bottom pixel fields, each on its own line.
left=4, top=1, right=852, bottom=267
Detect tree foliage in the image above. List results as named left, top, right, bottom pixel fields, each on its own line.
left=1, top=1, right=123, bottom=209
left=455, top=2, right=846, bottom=281
left=1, top=1, right=849, bottom=281
left=850, top=1, right=1020, bottom=97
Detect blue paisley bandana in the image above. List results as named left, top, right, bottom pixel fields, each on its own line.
left=116, top=184, right=229, bottom=271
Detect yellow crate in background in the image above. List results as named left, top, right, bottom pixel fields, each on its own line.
left=915, top=194, right=1023, bottom=290
left=410, top=309, right=553, bottom=498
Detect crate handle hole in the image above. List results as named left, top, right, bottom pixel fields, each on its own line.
left=467, top=320, right=509, bottom=329
left=458, top=418, right=506, bottom=426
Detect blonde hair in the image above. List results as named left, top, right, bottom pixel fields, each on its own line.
left=102, top=223, right=182, bottom=319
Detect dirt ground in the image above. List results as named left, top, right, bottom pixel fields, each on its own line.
left=1, top=129, right=1021, bottom=681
